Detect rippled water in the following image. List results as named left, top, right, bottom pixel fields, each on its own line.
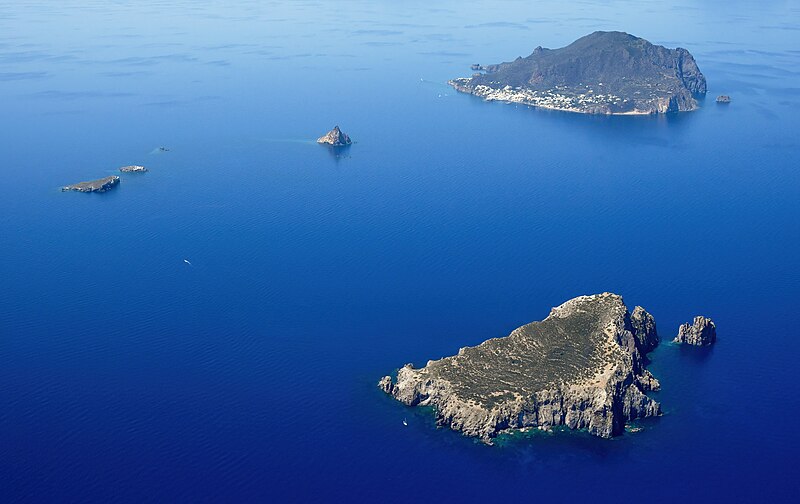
left=1, top=1, right=799, bottom=501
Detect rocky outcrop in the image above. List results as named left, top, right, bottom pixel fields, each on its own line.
left=379, top=293, right=661, bottom=442
left=119, top=165, right=147, bottom=173
left=673, top=316, right=716, bottom=346
left=316, top=126, right=352, bottom=146
left=448, top=31, right=707, bottom=115
left=631, top=305, right=659, bottom=354
left=62, top=175, right=120, bottom=193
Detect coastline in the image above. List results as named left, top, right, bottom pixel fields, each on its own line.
left=448, top=79, right=699, bottom=116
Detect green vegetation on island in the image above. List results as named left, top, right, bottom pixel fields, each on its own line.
left=379, top=293, right=661, bottom=442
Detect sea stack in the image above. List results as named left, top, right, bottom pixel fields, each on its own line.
left=379, top=293, right=661, bottom=442
left=317, top=125, right=352, bottom=146
left=61, top=175, right=120, bottom=193
left=673, top=316, right=717, bottom=346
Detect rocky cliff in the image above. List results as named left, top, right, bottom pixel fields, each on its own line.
left=449, top=31, right=706, bottom=114
left=379, top=293, right=661, bottom=442
left=673, top=316, right=716, bottom=346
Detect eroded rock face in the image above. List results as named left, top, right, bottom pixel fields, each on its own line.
left=673, top=316, right=716, bottom=346
left=62, top=175, right=120, bottom=193
left=379, top=293, right=661, bottom=442
left=316, top=125, right=352, bottom=146
left=448, top=31, right=707, bottom=115
left=631, top=305, right=659, bottom=354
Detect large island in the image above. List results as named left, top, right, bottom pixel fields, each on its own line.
left=379, top=293, right=661, bottom=442
left=449, top=31, right=706, bottom=114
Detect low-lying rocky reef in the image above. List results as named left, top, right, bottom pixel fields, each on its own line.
left=119, top=165, right=147, bottom=173
left=62, top=175, right=120, bottom=193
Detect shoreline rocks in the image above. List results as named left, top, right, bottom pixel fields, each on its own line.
left=673, top=316, right=717, bottom=346
left=379, top=293, right=661, bottom=442
left=317, top=125, right=352, bottom=146
left=62, top=175, right=120, bottom=193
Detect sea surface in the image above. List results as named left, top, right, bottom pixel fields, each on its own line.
left=1, top=1, right=799, bottom=502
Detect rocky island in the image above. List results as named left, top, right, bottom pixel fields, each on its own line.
left=119, top=165, right=147, bottom=173
left=61, top=175, right=120, bottom=193
left=449, top=31, right=707, bottom=114
left=317, top=125, right=352, bottom=146
left=673, top=316, right=717, bottom=346
left=379, top=293, right=661, bottom=442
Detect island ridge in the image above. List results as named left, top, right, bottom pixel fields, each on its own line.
left=449, top=31, right=706, bottom=115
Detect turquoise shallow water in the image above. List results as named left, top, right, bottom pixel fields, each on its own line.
left=1, top=1, right=799, bottom=502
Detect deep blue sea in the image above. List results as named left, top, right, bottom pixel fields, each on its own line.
left=2, top=1, right=799, bottom=502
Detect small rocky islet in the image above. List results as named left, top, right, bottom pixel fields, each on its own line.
left=673, top=316, right=717, bottom=346
left=61, top=175, right=120, bottom=193
left=317, top=125, right=352, bottom=146
left=449, top=31, right=707, bottom=115
left=119, top=165, right=147, bottom=173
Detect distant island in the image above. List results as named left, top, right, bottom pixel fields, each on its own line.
left=449, top=31, right=707, bottom=115
left=317, top=126, right=352, bottom=146
left=62, top=175, right=120, bottom=193
left=379, top=293, right=661, bottom=442
left=119, top=165, right=147, bottom=173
